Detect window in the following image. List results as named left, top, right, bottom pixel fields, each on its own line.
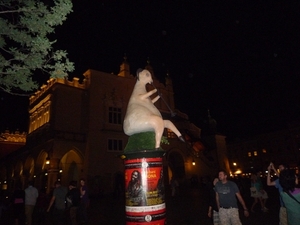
left=254, top=151, right=257, bottom=156
left=167, top=129, right=176, bottom=139
left=108, top=139, right=123, bottom=151
left=262, top=148, right=267, bottom=153
left=108, top=107, right=122, bottom=124
left=248, top=152, right=251, bottom=157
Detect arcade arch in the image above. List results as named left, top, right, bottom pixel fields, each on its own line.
left=59, top=149, right=83, bottom=186
left=167, top=150, right=185, bottom=182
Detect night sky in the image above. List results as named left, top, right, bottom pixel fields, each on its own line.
left=1, top=1, right=300, bottom=139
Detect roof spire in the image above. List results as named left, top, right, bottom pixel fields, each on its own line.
left=118, top=54, right=130, bottom=77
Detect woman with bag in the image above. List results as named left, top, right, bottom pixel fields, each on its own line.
left=279, top=169, right=300, bottom=225
left=250, top=173, right=266, bottom=213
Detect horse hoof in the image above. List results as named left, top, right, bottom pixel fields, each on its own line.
left=178, top=136, right=185, bottom=143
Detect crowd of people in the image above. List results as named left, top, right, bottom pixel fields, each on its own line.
left=0, top=178, right=89, bottom=225
left=1, top=165, right=299, bottom=225
left=206, top=163, right=300, bottom=225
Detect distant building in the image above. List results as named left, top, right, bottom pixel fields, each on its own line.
left=0, top=58, right=229, bottom=194
left=227, top=123, right=300, bottom=175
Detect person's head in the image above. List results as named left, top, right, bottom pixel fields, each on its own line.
left=131, top=170, right=141, bottom=183
left=251, top=173, right=257, bottom=181
left=80, top=178, right=85, bottom=186
left=54, top=181, right=61, bottom=187
left=278, top=163, right=288, bottom=172
left=218, top=170, right=228, bottom=183
left=279, top=169, right=297, bottom=192
left=69, top=180, right=77, bottom=189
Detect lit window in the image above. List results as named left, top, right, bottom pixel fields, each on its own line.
left=108, top=107, right=122, bottom=124
left=262, top=149, right=267, bottom=153
left=254, top=151, right=257, bottom=156
left=248, top=152, right=251, bottom=157
left=108, top=139, right=123, bottom=151
left=167, top=129, right=176, bottom=139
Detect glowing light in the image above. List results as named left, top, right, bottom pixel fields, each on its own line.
left=192, top=159, right=195, bottom=166
left=234, top=169, right=242, bottom=174
left=45, top=156, right=50, bottom=165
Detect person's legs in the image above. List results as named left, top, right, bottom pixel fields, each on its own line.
left=69, top=207, right=78, bottom=225
left=279, top=207, right=288, bottom=225
left=251, top=197, right=260, bottom=212
left=79, top=202, right=88, bottom=223
left=53, top=208, right=65, bottom=225
left=258, top=197, right=267, bottom=212
left=25, top=205, right=34, bottom=225
left=212, top=210, right=220, bottom=225
left=218, top=208, right=230, bottom=225
left=229, top=208, right=242, bottom=225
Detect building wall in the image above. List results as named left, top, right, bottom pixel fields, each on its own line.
left=227, top=128, right=300, bottom=175
left=0, top=62, right=229, bottom=195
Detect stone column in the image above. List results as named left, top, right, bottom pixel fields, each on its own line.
left=47, top=157, right=59, bottom=193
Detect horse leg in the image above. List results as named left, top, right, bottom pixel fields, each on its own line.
left=163, top=120, right=185, bottom=143
left=149, top=116, right=165, bottom=149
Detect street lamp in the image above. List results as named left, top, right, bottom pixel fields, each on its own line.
left=192, top=159, right=196, bottom=166
left=45, top=156, right=50, bottom=165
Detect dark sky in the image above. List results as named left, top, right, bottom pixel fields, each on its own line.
left=1, top=1, right=300, bottom=139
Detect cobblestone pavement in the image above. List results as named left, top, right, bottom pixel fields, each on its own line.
left=1, top=184, right=280, bottom=225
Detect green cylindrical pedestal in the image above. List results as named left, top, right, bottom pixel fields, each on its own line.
left=124, top=150, right=166, bottom=225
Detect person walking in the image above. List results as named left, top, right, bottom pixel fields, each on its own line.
left=47, top=181, right=68, bottom=225
left=207, top=177, right=220, bottom=225
left=170, top=176, right=179, bottom=197
left=250, top=173, right=267, bottom=213
left=12, top=184, right=25, bottom=225
left=279, top=169, right=300, bottom=225
left=66, top=181, right=81, bottom=225
left=24, top=181, right=39, bottom=225
left=35, top=188, right=50, bottom=225
left=215, top=170, right=249, bottom=225
left=267, top=162, right=288, bottom=225
left=256, top=172, right=268, bottom=211
left=79, top=178, right=89, bottom=224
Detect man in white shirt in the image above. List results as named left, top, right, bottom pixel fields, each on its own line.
left=24, top=181, right=39, bottom=225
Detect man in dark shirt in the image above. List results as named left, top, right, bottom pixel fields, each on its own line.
left=47, top=181, right=68, bottom=225
left=66, top=181, right=81, bottom=225
left=215, top=170, right=249, bottom=225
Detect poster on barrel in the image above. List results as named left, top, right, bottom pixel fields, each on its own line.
left=125, top=157, right=166, bottom=225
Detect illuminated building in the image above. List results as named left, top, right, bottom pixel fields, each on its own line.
left=0, top=58, right=229, bottom=193
left=227, top=125, right=300, bottom=176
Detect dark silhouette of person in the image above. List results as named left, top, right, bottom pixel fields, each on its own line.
left=127, top=170, right=147, bottom=206
left=12, top=184, right=25, bottom=225
left=35, top=188, right=50, bottom=225
left=114, top=171, right=124, bottom=199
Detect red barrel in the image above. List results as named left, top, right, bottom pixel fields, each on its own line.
left=125, top=157, right=166, bottom=225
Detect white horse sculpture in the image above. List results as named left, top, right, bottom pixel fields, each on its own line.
left=123, top=68, right=184, bottom=149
